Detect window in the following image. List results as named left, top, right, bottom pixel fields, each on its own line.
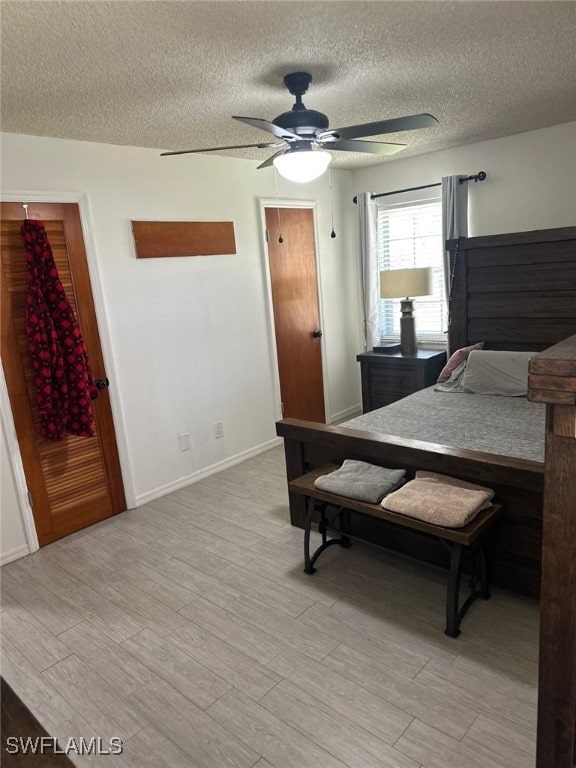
left=377, top=198, right=446, bottom=343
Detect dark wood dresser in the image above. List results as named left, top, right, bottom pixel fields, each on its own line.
left=357, top=349, right=447, bottom=412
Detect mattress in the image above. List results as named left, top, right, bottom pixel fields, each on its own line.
left=343, top=386, right=545, bottom=463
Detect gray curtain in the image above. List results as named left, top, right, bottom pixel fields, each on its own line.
left=357, top=192, right=379, bottom=350
left=442, top=176, right=468, bottom=350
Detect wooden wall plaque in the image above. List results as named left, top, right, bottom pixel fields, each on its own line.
left=131, top=220, right=236, bottom=259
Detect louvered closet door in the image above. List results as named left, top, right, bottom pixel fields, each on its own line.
left=1, top=202, right=126, bottom=545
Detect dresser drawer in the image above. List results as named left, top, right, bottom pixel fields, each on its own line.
left=368, top=368, right=418, bottom=393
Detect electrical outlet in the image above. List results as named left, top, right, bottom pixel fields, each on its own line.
left=214, top=421, right=224, bottom=439
left=178, top=432, right=191, bottom=451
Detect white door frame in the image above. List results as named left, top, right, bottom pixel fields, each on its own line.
left=1, top=191, right=136, bottom=552
left=0, top=364, right=38, bottom=557
left=258, top=198, right=331, bottom=422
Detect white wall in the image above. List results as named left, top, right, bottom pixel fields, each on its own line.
left=350, top=122, right=576, bottom=235
left=0, top=133, right=360, bottom=528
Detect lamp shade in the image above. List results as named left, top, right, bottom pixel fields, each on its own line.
left=273, top=149, right=331, bottom=183
left=380, top=267, right=433, bottom=299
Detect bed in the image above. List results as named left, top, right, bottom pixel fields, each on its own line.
left=344, top=385, right=545, bottom=463
left=276, top=225, right=576, bottom=598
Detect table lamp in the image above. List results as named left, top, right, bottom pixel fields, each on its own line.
left=380, top=267, right=433, bottom=355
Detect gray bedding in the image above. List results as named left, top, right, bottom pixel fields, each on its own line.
left=343, top=387, right=545, bottom=463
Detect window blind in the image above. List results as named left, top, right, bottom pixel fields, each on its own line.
left=376, top=199, right=445, bottom=342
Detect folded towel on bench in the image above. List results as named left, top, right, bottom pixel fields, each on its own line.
left=382, top=472, right=494, bottom=528
left=314, top=460, right=406, bottom=504
left=414, top=471, right=496, bottom=498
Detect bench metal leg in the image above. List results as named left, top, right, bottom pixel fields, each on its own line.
left=303, top=498, right=316, bottom=574
left=446, top=543, right=464, bottom=638
left=303, top=500, right=353, bottom=575
left=445, top=541, right=490, bottom=637
left=478, top=546, right=491, bottom=600
left=339, top=507, right=352, bottom=549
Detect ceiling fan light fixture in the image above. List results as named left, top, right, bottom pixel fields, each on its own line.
left=273, top=148, right=331, bottom=183
left=162, top=71, right=438, bottom=166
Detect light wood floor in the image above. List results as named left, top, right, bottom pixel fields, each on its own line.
left=0, top=447, right=539, bottom=768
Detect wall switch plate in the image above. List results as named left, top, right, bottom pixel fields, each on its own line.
left=214, top=421, right=224, bottom=439
left=178, top=432, right=191, bottom=451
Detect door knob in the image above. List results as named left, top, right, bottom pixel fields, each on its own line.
left=95, top=377, right=109, bottom=390
left=312, top=330, right=323, bottom=338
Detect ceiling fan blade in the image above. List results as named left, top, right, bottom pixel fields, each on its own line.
left=233, top=116, right=300, bottom=141
left=323, top=113, right=439, bottom=141
left=328, top=139, right=407, bottom=156
left=257, top=149, right=288, bottom=169
left=161, top=142, right=279, bottom=157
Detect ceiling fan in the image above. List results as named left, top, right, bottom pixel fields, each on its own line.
left=161, top=72, right=438, bottom=182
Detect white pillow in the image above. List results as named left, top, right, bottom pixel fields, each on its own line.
left=461, top=350, right=537, bottom=396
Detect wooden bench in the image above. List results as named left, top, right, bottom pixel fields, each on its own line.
left=288, top=464, right=503, bottom=637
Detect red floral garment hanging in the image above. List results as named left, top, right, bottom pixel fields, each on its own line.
left=22, top=219, right=98, bottom=440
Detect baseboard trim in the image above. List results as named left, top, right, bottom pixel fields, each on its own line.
left=0, top=544, right=30, bottom=566
left=135, top=437, right=283, bottom=506
left=330, top=404, right=362, bottom=424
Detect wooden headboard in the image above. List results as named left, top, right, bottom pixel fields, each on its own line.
left=447, top=226, right=576, bottom=353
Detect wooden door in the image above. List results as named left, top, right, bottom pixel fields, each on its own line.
left=1, top=202, right=126, bottom=545
left=265, top=207, right=325, bottom=422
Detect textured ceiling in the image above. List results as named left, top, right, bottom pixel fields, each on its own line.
left=1, top=1, right=575, bottom=170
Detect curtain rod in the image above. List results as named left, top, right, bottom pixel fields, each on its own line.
left=352, top=171, right=487, bottom=204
